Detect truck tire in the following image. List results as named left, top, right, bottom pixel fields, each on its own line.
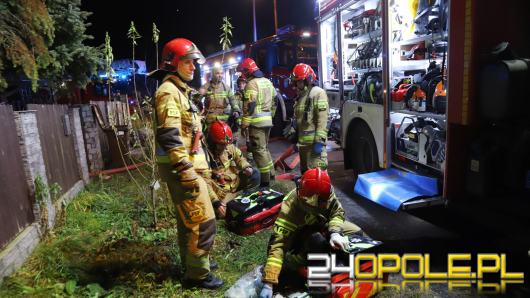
left=349, top=122, right=379, bottom=177
left=271, top=94, right=288, bottom=137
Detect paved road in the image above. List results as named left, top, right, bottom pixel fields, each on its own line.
left=268, top=140, right=530, bottom=296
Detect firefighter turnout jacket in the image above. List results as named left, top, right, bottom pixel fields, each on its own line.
left=294, top=86, right=329, bottom=145
left=210, top=144, right=252, bottom=193
left=203, top=80, right=240, bottom=124
left=242, top=77, right=277, bottom=128
left=155, top=74, right=209, bottom=171
left=263, top=190, right=346, bottom=284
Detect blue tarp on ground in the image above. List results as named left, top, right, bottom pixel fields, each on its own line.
left=354, top=168, right=439, bottom=211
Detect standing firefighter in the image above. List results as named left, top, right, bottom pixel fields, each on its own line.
left=200, top=66, right=241, bottom=128
left=238, top=58, right=277, bottom=187
left=234, top=75, right=247, bottom=115
left=148, top=38, right=223, bottom=289
left=231, top=75, right=247, bottom=145
left=207, top=120, right=260, bottom=212
left=289, top=63, right=329, bottom=174
left=259, top=168, right=362, bottom=297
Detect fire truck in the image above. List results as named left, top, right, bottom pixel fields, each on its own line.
left=317, top=0, right=530, bottom=210
left=201, top=26, right=318, bottom=136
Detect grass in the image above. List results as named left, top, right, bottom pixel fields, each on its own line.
left=0, top=169, right=294, bottom=297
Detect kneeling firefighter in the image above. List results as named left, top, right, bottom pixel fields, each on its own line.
left=260, top=168, right=362, bottom=297
left=149, top=38, right=223, bottom=289
left=206, top=120, right=260, bottom=216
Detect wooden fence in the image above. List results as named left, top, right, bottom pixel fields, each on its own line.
left=28, top=104, right=80, bottom=196
left=0, top=105, right=33, bottom=249
left=90, top=101, right=130, bottom=129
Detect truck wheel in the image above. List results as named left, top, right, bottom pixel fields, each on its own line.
left=350, top=122, right=379, bottom=177
left=271, top=95, right=288, bottom=137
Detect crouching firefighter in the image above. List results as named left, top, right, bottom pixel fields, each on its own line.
left=259, top=168, right=362, bottom=298
left=148, top=37, right=223, bottom=289
left=290, top=63, right=329, bottom=174
left=206, top=120, right=260, bottom=217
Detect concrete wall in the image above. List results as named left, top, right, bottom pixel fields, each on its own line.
left=14, top=111, right=55, bottom=228
left=0, top=224, right=40, bottom=280
left=70, top=108, right=89, bottom=183
left=79, top=105, right=103, bottom=173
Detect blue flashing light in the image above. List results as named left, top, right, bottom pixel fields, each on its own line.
left=120, top=74, right=127, bottom=80
left=237, top=56, right=242, bottom=62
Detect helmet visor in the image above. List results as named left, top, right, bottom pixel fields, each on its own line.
left=182, top=52, right=206, bottom=65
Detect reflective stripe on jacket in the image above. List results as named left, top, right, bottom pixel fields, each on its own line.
left=154, top=74, right=209, bottom=171
left=263, top=189, right=345, bottom=284
left=294, top=86, right=329, bottom=145
left=242, top=77, right=276, bottom=127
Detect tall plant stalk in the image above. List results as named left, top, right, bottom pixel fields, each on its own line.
left=152, top=22, right=160, bottom=70
left=219, top=16, right=234, bottom=64
left=127, top=21, right=142, bottom=102
left=104, top=32, right=114, bottom=101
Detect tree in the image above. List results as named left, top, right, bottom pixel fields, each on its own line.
left=0, top=0, right=54, bottom=90
left=42, top=0, right=102, bottom=89
left=0, top=0, right=101, bottom=92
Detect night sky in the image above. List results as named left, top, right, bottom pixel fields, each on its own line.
left=81, top=0, right=317, bottom=69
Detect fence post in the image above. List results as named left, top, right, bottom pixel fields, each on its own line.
left=14, top=110, right=56, bottom=230
left=79, top=105, right=104, bottom=173
left=69, top=107, right=90, bottom=184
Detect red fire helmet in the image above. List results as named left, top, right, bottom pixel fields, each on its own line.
left=160, top=38, right=205, bottom=71
left=298, top=168, right=332, bottom=201
left=291, top=63, right=317, bottom=84
left=208, top=120, right=233, bottom=145
left=238, top=58, right=259, bottom=76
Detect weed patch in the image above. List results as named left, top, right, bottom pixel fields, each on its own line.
left=0, top=169, right=281, bottom=297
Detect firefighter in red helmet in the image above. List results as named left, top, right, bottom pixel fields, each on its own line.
left=237, top=58, right=278, bottom=187
left=287, top=63, right=329, bottom=174
left=259, top=168, right=362, bottom=297
left=206, top=121, right=260, bottom=217
left=148, top=38, right=223, bottom=289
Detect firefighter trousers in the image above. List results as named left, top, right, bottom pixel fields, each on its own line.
left=298, top=144, right=328, bottom=174
left=159, top=164, right=216, bottom=281
left=249, top=127, right=275, bottom=185
left=283, top=221, right=362, bottom=270
left=207, top=166, right=261, bottom=203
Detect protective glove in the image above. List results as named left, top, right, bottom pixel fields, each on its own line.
left=329, top=233, right=349, bottom=251
left=177, top=168, right=200, bottom=199
left=212, top=200, right=226, bottom=219
left=259, top=283, right=273, bottom=298
left=283, top=120, right=298, bottom=144
left=244, top=167, right=253, bottom=177
left=313, top=142, right=325, bottom=154
left=241, top=127, right=249, bottom=138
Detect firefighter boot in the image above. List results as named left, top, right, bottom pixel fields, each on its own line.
left=183, top=273, right=224, bottom=289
